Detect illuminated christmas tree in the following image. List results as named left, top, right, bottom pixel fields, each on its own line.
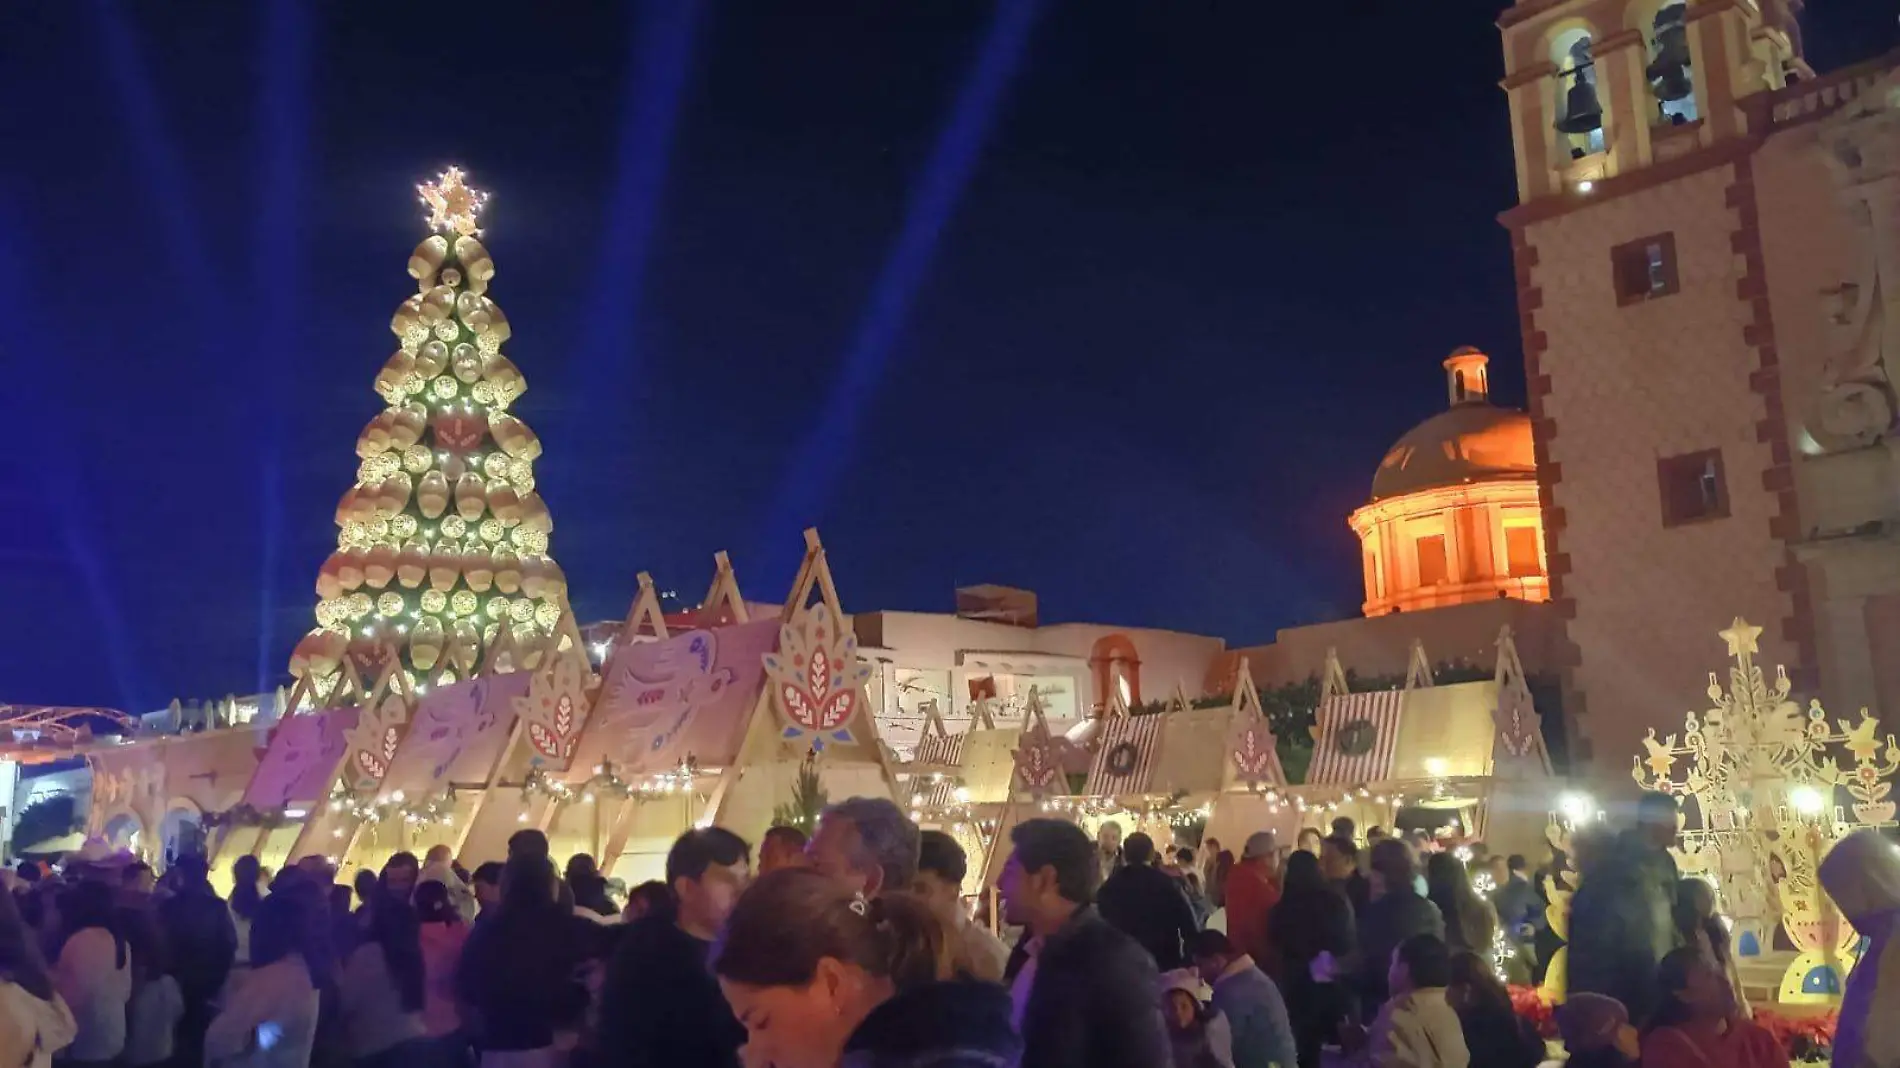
left=290, top=167, right=564, bottom=693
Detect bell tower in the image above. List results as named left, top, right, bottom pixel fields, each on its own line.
left=1499, top=0, right=1804, bottom=202
left=1492, top=0, right=1816, bottom=779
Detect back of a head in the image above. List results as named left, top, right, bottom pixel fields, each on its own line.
left=383, top=851, right=420, bottom=877
left=62, top=879, right=117, bottom=931
left=1282, top=850, right=1325, bottom=893
left=1370, top=838, right=1418, bottom=889
left=1507, top=854, right=1528, bottom=874
left=1010, top=818, right=1096, bottom=905
left=1398, top=933, right=1451, bottom=989
left=172, top=853, right=209, bottom=886
left=500, top=855, right=558, bottom=915
left=1122, top=832, right=1156, bottom=867
left=666, top=826, right=751, bottom=888
left=1425, top=851, right=1467, bottom=892
left=353, top=869, right=378, bottom=900
left=763, top=824, right=809, bottom=852
left=1189, top=928, right=1234, bottom=962
left=823, top=796, right=921, bottom=893
left=1637, top=791, right=1680, bottom=836
left=917, top=829, right=968, bottom=886
left=1173, top=847, right=1195, bottom=867
left=472, top=861, right=504, bottom=889
left=508, top=828, right=551, bottom=862
left=249, top=892, right=307, bottom=968
left=1447, top=949, right=1510, bottom=1012
left=1322, top=835, right=1359, bottom=866
left=1332, top=816, right=1357, bottom=839
left=414, top=880, right=458, bottom=924
left=566, top=853, right=599, bottom=883
left=424, top=844, right=453, bottom=867
left=712, top=868, right=953, bottom=991
left=1820, top=828, right=1900, bottom=924
left=367, top=898, right=426, bottom=1012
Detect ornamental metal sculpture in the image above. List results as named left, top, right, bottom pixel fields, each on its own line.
left=1631, top=618, right=1900, bottom=1003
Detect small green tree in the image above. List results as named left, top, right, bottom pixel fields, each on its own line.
left=12, top=794, right=80, bottom=855
left=771, top=754, right=829, bottom=834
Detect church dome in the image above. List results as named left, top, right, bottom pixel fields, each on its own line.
left=1368, top=348, right=1537, bottom=503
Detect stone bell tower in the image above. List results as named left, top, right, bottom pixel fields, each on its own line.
left=1488, top=0, right=1898, bottom=779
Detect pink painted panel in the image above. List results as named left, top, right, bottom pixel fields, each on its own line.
left=244, top=710, right=358, bottom=810
left=575, top=618, right=780, bottom=777
left=381, top=673, right=530, bottom=797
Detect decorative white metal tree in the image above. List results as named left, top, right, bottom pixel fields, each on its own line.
left=1632, top=618, right=1900, bottom=1003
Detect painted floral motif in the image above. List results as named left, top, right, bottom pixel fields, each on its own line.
left=343, top=693, right=408, bottom=792
left=764, top=603, right=870, bottom=751
left=1231, top=721, right=1280, bottom=785
left=1013, top=723, right=1063, bottom=796
left=515, top=650, right=588, bottom=764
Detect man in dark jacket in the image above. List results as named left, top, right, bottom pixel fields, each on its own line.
left=1001, top=818, right=1172, bottom=1068
left=1568, top=792, right=1682, bottom=1023
left=1354, top=837, right=1444, bottom=1009
left=1096, top=831, right=1200, bottom=969
left=596, top=827, right=752, bottom=1068
left=157, top=854, right=236, bottom=1068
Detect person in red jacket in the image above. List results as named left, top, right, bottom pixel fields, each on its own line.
left=1224, top=831, right=1283, bottom=975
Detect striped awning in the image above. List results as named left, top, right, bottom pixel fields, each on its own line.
left=1084, top=713, right=1165, bottom=797
left=912, top=731, right=968, bottom=810
left=1307, top=689, right=1405, bottom=785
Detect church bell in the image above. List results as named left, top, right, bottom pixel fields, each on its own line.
left=1553, top=37, right=1602, bottom=136
left=1555, top=78, right=1602, bottom=135
left=1646, top=8, right=1694, bottom=102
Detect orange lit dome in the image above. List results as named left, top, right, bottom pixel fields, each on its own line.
left=1368, top=347, right=1536, bottom=503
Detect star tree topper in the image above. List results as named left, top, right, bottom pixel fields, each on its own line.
left=418, top=166, right=490, bottom=237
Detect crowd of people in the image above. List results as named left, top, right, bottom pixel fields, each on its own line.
left=1, top=788, right=1886, bottom=1068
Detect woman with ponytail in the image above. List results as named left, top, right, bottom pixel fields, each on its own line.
left=712, top=868, right=1019, bottom=1068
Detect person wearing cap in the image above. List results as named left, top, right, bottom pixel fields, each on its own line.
left=1160, top=969, right=1236, bottom=1068
left=1223, top=832, right=1283, bottom=977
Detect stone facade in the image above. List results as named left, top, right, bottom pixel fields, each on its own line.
left=1518, top=161, right=1794, bottom=766
left=1497, top=0, right=1900, bottom=778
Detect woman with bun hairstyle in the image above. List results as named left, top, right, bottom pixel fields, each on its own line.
left=711, top=867, right=1019, bottom=1068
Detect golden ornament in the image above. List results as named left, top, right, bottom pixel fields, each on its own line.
left=533, top=601, right=560, bottom=629
left=431, top=375, right=459, bottom=400
left=452, top=589, right=479, bottom=616
left=470, top=381, right=496, bottom=405
left=403, top=445, right=432, bottom=473
left=391, top=514, right=419, bottom=538
left=420, top=589, right=448, bottom=614
left=434, top=320, right=459, bottom=342
left=377, top=592, right=405, bottom=617
left=480, top=518, right=504, bottom=543
left=439, top=515, right=467, bottom=539
left=349, top=593, right=374, bottom=619
left=509, top=599, right=534, bottom=623
left=484, top=453, right=512, bottom=479
left=487, top=596, right=511, bottom=620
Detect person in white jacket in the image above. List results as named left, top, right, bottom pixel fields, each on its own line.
left=205, top=893, right=320, bottom=1068
left=50, top=881, right=131, bottom=1066
left=0, top=889, right=77, bottom=1068
left=1821, top=829, right=1900, bottom=1068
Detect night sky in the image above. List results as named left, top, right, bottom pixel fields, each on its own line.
left=1, top=3, right=1893, bottom=713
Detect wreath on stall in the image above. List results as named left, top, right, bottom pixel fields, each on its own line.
left=1106, top=742, right=1140, bottom=777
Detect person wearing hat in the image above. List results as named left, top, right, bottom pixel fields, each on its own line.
left=1222, top=832, right=1283, bottom=977
left=1159, top=969, right=1236, bottom=1068
left=1555, top=993, right=1636, bottom=1068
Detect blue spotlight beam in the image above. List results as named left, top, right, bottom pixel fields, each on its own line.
left=0, top=198, right=147, bottom=712
left=89, top=0, right=227, bottom=317
left=254, top=0, right=312, bottom=689
left=758, top=0, right=1049, bottom=563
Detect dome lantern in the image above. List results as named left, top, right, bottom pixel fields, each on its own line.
left=1445, top=346, right=1491, bottom=407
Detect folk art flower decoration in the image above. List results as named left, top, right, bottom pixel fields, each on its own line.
left=343, top=693, right=408, bottom=792
left=764, top=603, right=870, bottom=752
left=516, top=650, right=588, bottom=764
left=1231, top=721, right=1281, bottom=786
left=1012, top=721, right=1064, bottom=797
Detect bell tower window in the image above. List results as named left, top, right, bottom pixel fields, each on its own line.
left=1551, top=31, right=1605, bottom=159
left=1646, top=3, right=1699, bottom=126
